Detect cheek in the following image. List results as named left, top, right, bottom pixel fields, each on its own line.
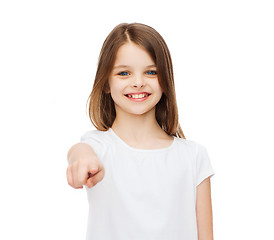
left=153, top=80, right=163, bottom=94
left=108, top=78, right=118, bottom=93
left=108, top=79, right=125, bottom=101
left=110, top=83, right=122, bottom=95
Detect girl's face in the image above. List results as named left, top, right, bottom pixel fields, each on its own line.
left=108, top=42, right=163, bottom=117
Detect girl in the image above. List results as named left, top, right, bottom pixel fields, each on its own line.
left=67, top=23, right=215, bottom=240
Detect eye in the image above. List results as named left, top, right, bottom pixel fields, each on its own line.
left=118, top=71, right=130, bottom=76
left=146, top=70, right=157, bottom=75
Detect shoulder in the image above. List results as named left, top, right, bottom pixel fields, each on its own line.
left=175, top=137, right=206, bottom=154
left=80, top=129, right=111, bottom=159
left=174, top=137, right=214, bottom=186
left=80, top=129, right=112, bottom=143
left=81, top=129, right=105, bottom=139
left=174, top=137, right=211, bottom=165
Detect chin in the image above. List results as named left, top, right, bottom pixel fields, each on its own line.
left=129, top=107, right=156, bottom=116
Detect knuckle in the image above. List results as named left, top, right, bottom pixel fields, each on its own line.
left=78, top=177, right=86, bottom=186
left=68, top=179, right=74, bottom=187
left=71, top=162, right=78, bottom=170
left=67, top=180, right=72, bottom=187
left=66, top=168, right=72, bottom=186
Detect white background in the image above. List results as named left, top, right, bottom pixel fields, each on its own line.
left=0, top=0, right=273, bottom=239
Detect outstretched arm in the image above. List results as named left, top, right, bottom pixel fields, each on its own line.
left=196, top=177, right=214, bottom=240
left=66, top=143, right=105, bottom=189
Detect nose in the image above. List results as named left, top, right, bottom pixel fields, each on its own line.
left=131, top=74, right=145, bottom=88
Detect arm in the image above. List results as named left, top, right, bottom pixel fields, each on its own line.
left=67, top=142, right=96, bottom=165
left=196, top=177, right=214, bottom=240
left=66, top=142, right=105, bottom=189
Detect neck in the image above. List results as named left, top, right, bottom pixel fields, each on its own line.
left=111, top=108, right=164, bottom=142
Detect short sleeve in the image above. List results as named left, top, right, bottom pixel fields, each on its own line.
left=195, top=143, right=215, bottom=187
left=80, top=130, right=106, bottom=161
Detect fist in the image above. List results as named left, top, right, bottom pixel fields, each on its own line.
left=67, top=153, right=105, bottom=189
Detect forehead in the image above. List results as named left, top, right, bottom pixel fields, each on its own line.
left=114, top=42, right=155, bottom=67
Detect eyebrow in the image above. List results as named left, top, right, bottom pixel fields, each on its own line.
left=113, top=64, right=156, bottom=69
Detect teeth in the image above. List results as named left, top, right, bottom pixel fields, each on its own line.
left=128, top=93, right=149, bottom=99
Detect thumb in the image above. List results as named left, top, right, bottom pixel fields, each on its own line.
left=86, top=167, right=99, bottom=184
left=88, top=160, right=103, bottom=176
left=86, top=168, right=104, bottom=188
left=88, top=167, right=99, bottom=178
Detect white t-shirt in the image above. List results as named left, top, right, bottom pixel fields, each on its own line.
left=80, top=128, right=215, bottom=240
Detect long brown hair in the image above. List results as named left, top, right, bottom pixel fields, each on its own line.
left=87, top=22, right=186, bottom=138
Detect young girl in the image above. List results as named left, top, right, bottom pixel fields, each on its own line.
left=67, top=23, right=215, bottom=240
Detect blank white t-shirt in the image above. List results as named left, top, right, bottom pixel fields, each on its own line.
left=80, top=128, right=215, bottom=240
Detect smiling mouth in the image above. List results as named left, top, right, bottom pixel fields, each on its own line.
left=124, top=93, right=151, bottom=99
